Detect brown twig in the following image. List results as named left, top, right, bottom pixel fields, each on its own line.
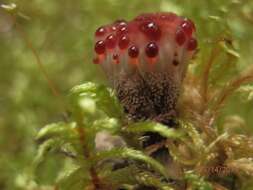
left=11, top=14, right=68, bottom=120
left=15, top=22, right=61, bottom=98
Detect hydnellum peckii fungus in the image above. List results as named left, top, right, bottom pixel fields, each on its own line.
left=31, top=11, right=253, bottom=190
left=93, top=12, right=197, bottom=125
left=93, top=14, right=198, bottom=188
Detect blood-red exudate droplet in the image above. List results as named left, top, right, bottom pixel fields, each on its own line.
left=175, top=29, right=186, bottom=46
left=118, top=35, right=130, bottom=49
left=187, top=38, right=197, bottom=51
left=181, top=21, right=193, bottom=36
left=186, top=18, right=196, bottom=31
left=105, top=34, right=117, bottom=49
left=145, top=42, right=159, bottom=58
left=128, top=46, right=139, bottom=58
left=141, top=21, right=161, bottom=41
left=95, top=27, right=106, bottom=37
left=115, top=19, right=127, bottom=25
left=95, top=40, right=106, bottom=54
left=172, top=59, right=179, bottom=66
left=117, top=26, right=128, bottom=36
left=113, top=54, right=120, bottom=64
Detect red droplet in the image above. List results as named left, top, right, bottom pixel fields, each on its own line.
left=111, top=26, right=117, bottom=31
left=116, top=20, right=127, bottom=28
left=118, top=35, right=130, bottom=49
left=181, top=21, right=193, bottom=36
left=113, top=54, right=118, bottom=60
left=175, top=29, right=186, bottom=46
left=187, top=38, right=197, bottom=51
left=115, top=19, right=127, bottom=24
left=95, top=27, right=106, bottom=37
left=113, top=54, right=120, bottom=64
left=117, top=26, right=128, bottom=36
left=95, top=40, right=106, bottom=54
left=172, top=59, right=179, bottom=66
left=105, top=34, right=117, bottom=49
left=128, top=45, right=139, bottom=58
left=185, top=18, right=196, bottom=31
left=145, top=42, right=159, bottom=58
left=140, top=21, right=161, bottom=41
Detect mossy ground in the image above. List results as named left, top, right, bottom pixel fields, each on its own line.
left=0, top=1, right=253, bottom=190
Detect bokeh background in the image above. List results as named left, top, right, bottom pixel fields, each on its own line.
left=0, top=0, right=253, bottom=189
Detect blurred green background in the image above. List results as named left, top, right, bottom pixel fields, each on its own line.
left=0, top=0, right=253, bottom=189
